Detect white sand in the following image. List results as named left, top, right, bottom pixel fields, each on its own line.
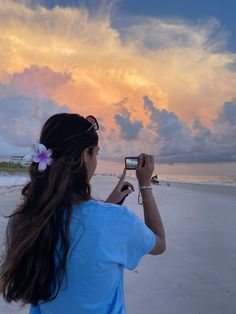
left=0, top=174, right=236, bottom=314
left=0, top=174, right=29, bottom=187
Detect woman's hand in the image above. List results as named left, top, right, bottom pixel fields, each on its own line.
left=104, top=168, right=134, bottom=204
left=136, top=153, right=154, bottom=185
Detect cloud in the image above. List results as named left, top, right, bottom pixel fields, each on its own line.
left=0, top=89, right=235, bottom=163
left=118, top=16, right=230, bottom=52
left=216, top=100, right=236, bottom=126
left=0, top=94, right=70, bottom=155
left=79, top=0, right=121, bottom=17
left=28, top=0, right=121, bottom=17
left=142, top=96, right=236, bottom=163
left=1, top=0, right=236, bottom=124
left=143, top=95, right=194, bottom=160
left=211, top=100, right=236, bottom=160
left=115, top=15, right=236, bottom=125
left=144, top=95, right=191, bottom=142
left=0, top=65, right=71, bottom=98
left=0, top=1, right=236, bottom=163
left=192, top=117, right=212, bottom=151
left=113, top=98, right=143, bottom=139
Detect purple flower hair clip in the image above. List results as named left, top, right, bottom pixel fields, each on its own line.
left=24, top=143, right=53, bottom=171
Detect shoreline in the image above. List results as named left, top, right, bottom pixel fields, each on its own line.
left=0, top=173, right=235, bottom=197
left=159, top=180, right=236, bottom=197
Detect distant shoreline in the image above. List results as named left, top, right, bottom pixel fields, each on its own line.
left=159, top=180, right=236, bottom=197
left=0, top=173, right=235, bottom=198
left=0, top=161, right=28, bottom=174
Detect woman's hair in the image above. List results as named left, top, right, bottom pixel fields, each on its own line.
left=0, top=113, right=99, bottom=306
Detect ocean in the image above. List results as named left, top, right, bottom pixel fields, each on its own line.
left=1, top=157, right=236, bottom=187
left=96, top=160, right=236, bottom=187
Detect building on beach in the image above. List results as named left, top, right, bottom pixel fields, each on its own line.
left=9, top=156, right=24, bottom=164
left=9, top=156, right=30, bottom=167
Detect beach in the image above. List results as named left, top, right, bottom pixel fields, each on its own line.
left=0, top=174, right=236, bottom=314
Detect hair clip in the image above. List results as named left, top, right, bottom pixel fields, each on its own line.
left=24, top=143, right=53, bottom=171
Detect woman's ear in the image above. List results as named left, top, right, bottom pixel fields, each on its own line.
left=81, top=148, right=89, bottom=164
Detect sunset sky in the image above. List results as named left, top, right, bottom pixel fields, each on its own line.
left=0, top=0, right=236, bottom=174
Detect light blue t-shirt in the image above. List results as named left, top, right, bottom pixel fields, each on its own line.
left=29, top=200, right=156, bottom=314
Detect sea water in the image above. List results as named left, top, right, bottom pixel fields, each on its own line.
left=0, top=158, right=236, bottom=187
left=96, top=160, right=236, bottom=187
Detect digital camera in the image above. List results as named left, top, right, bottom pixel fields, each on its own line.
left=125, top=156, right=145, bottom=170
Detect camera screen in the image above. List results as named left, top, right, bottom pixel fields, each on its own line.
left=125, top=157, right=139, bottom=169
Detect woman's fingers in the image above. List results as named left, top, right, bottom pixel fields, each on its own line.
left=121, top=187, right=133, bottom=197
left=120, top=167, right=126, bottom=179
left=138, top=153, right=152, bottom=168
left=122, top=191, right=132, bottom=198
left=137, top=153, right=148, bottom=169
left=123, top=181, right=135, bottom=191
left=117, top=168, right=126, bottom=187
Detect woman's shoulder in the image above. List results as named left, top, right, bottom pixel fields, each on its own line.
left=73, top=199, right=135, bottom=218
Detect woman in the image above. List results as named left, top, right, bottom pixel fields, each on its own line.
left=0, top=113, right=166, bottom=313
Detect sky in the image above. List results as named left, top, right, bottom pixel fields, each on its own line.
left=0, top=0, right=236, bottom=175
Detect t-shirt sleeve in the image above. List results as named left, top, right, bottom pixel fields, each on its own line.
left=122, top=208, right=157, bottom=270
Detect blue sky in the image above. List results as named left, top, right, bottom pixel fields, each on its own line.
left=35, top=0, right=236, bottom=52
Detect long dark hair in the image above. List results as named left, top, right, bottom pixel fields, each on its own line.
left=0, top=113, right=98, bottom=306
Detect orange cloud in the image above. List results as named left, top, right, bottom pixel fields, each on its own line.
left=0, top=0, right=236, bottom=132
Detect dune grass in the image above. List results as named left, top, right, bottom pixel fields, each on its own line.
left=0, top=162, right=29, bottom=174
